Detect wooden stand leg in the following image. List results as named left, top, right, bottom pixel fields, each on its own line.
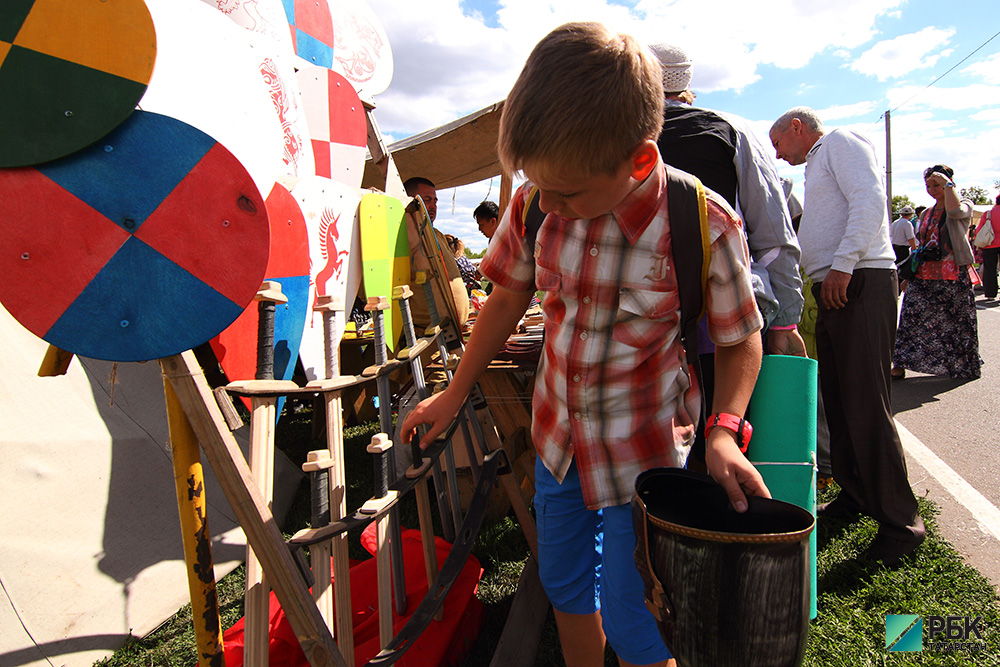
left=413, top=477, right=442, bottom=622
left=245, top=396, right=277, bottom=666
left=312, top=296, right=356, bottom=664
left=363, top=433, right=395, bottom=651
left=375, top=514, right=393, bottom=649
left=161, top=351, right=345, bottom=667
left=474, top=403, right=539, bottom=561
left=326, top=395, right=355, bottom=666
left=163, top=377, right=225, bottom=667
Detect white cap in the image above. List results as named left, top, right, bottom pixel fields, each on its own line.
left=648, top=43, right=693, bottom=93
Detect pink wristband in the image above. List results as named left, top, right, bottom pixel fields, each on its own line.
left=770, top=324, right=797, bottom=331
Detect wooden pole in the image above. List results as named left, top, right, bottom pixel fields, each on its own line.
left=885, top=109, right=893, bottom=221
left=394, top=286, right=442, bottom=619
left=245, top=281, right=287, bottom=666
left=499, top=171, right=513, bottom=220
left=363, top=433, right=395, bottom=650
left=365, top=296, right=408, bottom=615
left=163, top=377, right=225, bottom=667
left=307, top=294, right=355, bottom=666
left=37, top=344, right=74, bottom=376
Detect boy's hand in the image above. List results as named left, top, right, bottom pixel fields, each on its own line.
left=705, top=430, right=771, bottom=513
left=400, top=388, right=465, bottom=449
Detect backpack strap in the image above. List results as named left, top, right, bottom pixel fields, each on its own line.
left=521, top=185, right=545, bottom=250
left=520, top=175, right=709, bottom=403
left=665, top=166, right=710, bottom=408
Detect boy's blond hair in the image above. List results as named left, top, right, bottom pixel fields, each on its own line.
left=498, top=22, right=664, bottom=178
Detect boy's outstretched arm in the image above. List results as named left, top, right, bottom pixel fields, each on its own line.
left=704, top=331, right=770, bottom=512
left=401, top=285, right=534, bottom=448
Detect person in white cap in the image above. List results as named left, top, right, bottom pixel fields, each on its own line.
left=650, top=42, right=805, bottom=473
left=890, top=205, right=917, bottom=286
left=649, top=43, right=802, bottom=352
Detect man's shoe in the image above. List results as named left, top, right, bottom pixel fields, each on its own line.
left=816, top=497, right=861, bottom=520
left=864, top=530, right=925, bottom=567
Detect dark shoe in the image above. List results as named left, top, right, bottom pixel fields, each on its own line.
left=891, top=367, right=905, bottom=380
left=864, top=528, right=925, bottom=567
left=816, top=497, right=861, bottom=520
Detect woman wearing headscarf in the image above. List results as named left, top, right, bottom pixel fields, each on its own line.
left=892, top=165, right=982, bottom=380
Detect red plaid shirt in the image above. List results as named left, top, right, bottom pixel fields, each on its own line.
left=480, top=162, right=762, bottom=508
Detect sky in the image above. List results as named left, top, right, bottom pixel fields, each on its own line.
left=364, top=0, right=1000, bottom=252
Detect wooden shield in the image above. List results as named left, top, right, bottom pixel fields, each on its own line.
left=0, top=0, right=156, bottom=167
left=0, top=110, right=269, bottom=362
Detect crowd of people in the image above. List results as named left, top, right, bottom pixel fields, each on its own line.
left=395, top=23, right=990, bottom=667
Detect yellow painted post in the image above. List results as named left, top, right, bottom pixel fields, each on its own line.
left=163, top=375, right=225, bottom=667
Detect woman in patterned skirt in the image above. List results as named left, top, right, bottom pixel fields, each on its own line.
left=892, top=165, right=982, bottom=380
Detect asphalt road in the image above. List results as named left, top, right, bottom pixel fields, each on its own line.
left=891, top=288, right=1000, bottom=588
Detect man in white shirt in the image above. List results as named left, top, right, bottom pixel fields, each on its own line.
left=770, top=107, right=924, bottom=567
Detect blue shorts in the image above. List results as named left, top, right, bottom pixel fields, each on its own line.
left=534, top=458, right=671, bottom=664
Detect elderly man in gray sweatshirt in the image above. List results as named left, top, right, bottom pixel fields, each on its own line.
left=770, top=107, right=924, bottom=567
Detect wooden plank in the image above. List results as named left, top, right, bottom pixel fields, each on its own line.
left=489, top=558, right=550, bottom=667
left=160, top=350, right=345, bottom=667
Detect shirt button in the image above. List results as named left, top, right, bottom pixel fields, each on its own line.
left=573, top=374, right=581, bottom=382
left=579, top=331, right=588, bottom=341
left=590, top=247, right=599, bottom=256
left=582, top=296, right=592, bottom=304
left=573, top=412, right=582, bottom=421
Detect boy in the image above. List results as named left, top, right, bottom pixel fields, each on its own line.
left=402, top=22, right=767, bottom=667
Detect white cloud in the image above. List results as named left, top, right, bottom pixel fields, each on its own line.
left=962, top=52, right=1000, bottom=85
left=855, top=110, right=1000, bottom=199
left=886, top=83, right=1000, bottom=112
left=355, top=0, right=998, bottom=229
left=851, top=27, right=955, bottom=81
left=366, top=0, right=910, bottom=136
left=817, top=101, right=879, bottom=122
left=970, top=108, right=1000, bottom=125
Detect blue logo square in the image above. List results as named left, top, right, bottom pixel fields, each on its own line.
left=886, top=614, right=922, bottom=652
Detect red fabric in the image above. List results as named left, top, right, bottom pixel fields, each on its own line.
left=222, top=528, right=484, bottom=667
left=916, top=207, right=963, bottom=281
left=974, top=205, right=1000, bottom=249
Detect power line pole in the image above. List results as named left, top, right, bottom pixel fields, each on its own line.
left=885, top=109, right=893, bottom=221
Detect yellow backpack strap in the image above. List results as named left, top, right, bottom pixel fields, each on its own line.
left=694, top=178, right=710, bottom=319
left=521, top=185, right=544, bottom=248
left=665, top=166, right=710, bottom=410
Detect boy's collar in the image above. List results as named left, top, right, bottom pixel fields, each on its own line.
left=612, top=159, right=666, bottom=244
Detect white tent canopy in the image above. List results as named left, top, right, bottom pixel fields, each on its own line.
left=363, top=101, right=504, bottom=190
left=0, top=305, right=301, bottom=667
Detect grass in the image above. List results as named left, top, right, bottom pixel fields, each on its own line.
left=96, top=403, right=1000, bottom=667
